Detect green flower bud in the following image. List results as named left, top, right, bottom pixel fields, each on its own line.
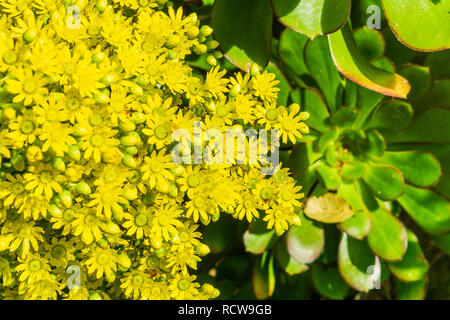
left=122, top=187, right=138, bottom=201
left=196, top=243, right=210, bottom=256
left=213, top=50, right=223, bottom=59
left=250, top=63, right=260, bottom=77
left=122, top=154, right=138, bottom=168
left=167, top=49, right=177, bottom=60
left=193, top=44, right=207, bottom=55
left=120, top=132, right=141, bottom=147
left=154, top=247, right=167, bottom=258
left=48, top=204, right=62, bottom=218
left=124, top=146, right=138, bottom=155
left=200, top=25, right=213, bottom=37
left=72, top=123, right=90, bottom=137
left=66, top=144, right=81, bottom=161
left=96, top=0, right=107, bottom=12
left=129, top=84, right=143, bottom=96
left=206, top=55, right=217, bottom=66
left=134, top=75, right=149, bottom=87
left=91, top=52, right=105, bottom=64
left=11, top=154, right=25, bottom=172
left=101, top=221, right=121, bottom=234
left=112, top=206, right=124, bottom=222
left=131, top=112, right=146, bottom=125
left=75, top=181, right=91, bottom=195
left=119, top=120, right=136, bottom=132
left=51, top=157, right=66, bottom=172
left=60, top=190, right=73, bottom=208
left=96, top=238, right=108, bottom=249
left=3, top=107, right=16, bottom=121
left=23, top=29, right=37, bottom=43
left=288, top=103, right=300, bottom=115
left=206, top=40, right=219, bottom=50
left=26, top=146, right=43, bottom=162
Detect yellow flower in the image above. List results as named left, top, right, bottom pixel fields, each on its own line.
left=122, top=204, right=152, bottom=239
left=250, top=71, right=280, bottom=102
left=23, top=163, right=63, bottom=200
left=8, top=220, right=44, bottom=259
left=16, top=253, right=51, bottom=283
left=150, top=204, right=183, bottom=242
left=264, top=205, right=301, bottom=236
left=120, top=270, right=150, bottom=299
left=85, top=247, right=117, bottom=282
left=275, top=108, right=310, bottom=144
left=168, top=273, right=200, bottom=299
left=140, top=150, right=175, bottom=189
left=72, top=211, right=104, bottom=245
left=6, top=67, right=48, bottom=105
left=88, top=184, right=128, bottom=219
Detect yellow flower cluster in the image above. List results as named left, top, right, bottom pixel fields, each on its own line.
left=0, top=0, right=309, bottom=300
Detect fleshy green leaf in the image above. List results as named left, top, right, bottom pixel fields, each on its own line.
left=388, top=230, right=429, bottom=282
left=271, top=0, right=351, bottom=40
left=278, top=28, right=309, bottom=77
left=328, top=23, right=410, bottom=98
left=366, top=100, right=413, bottom=131
left=304, top=36, right=342, bottom=112
left=384, top=108, right=450, bottom=144
left=367, top=208, right=407, bottom=261
left=381, top=0, right=450, bottom=52
left=426, top=51, right=450, bottom=79
left=329, top=107, right=360, bottom=128
left=243, top=219, right=276, bottom=254
left=379, top=151, right=441, bottom=188
left=252, top=252, right=275, bottom=300
left=363, top=163, right=404, bottom=200
left=354, top=27, right=385, bottom=61
left=211, top=0, right=272, bottom=71
left=431, top=233, right=450, bottom=255
left=398, top=65, right=432, bottom=101
left=275, top=240, right=309, bottom=275
left=414, top=80, right=450, bottom=112
left=341, top=161, right=367, bottom=180
left=396, top=277, right=428, bottom=300
left=339, top=210, right=372, bottom=240
left=317, top=163, right=342, bottom=190
left=398, top=185, right=450, bottom=235
left=311, top=264, right=349, bottom=300
left=338, top=233, right=381, bottom=292
left=286, top=212, right=325, bottom=264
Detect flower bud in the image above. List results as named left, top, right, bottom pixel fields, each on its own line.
left=75, top=181, right=91, bottom=195
left=119, top=120, right=136, bottom=132
left=51, top=157, right=66, bottom=172
left=122, top=154, right=138, bottom=168
left=120, top=133, right=141, bottom=147
left=206, top=40, right=219, bottom=50
left=3, top=107, right=16, bottom=121
left=200, top=25, right=213, bottom=37
left=26, top=146, right=43, bottom=162
left=186, top=26, right=199, bottom=39
left=11, top=154, right=25, bottom=172
left=164, top=34, right=181, bottom=49
left=288, top=103, right=300, bottom=116
left=60, top=190, right=73, bottom=208
left=117, top=254, right=131, bottom=270
left=206, top=55, right=217, bottom=66
left=196, top=243, right=210, bottom=256
left=91, top=52, right=105, bottom=64
left=101, top=221, right=121, bottom=234
left=193, top=44, right=207, bottom=55
left=66, top=144, right=81, bottom=162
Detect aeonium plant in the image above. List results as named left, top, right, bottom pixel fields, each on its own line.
left=195, top=0, right=449, bottom=300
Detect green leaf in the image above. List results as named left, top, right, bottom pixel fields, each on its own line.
left=311, top=264, right=349, bottom=299
left=379, top=151, right=441, bottom=188
left=426, top=51, right=450, bottom=79
left=396, top=277, right=428, bottom=300
left=363, top=163, right=404, bottom=200
left=329, top=107, right=360, bottom=128
left=304, top=36, right=342, bottom=112
left=338, top=233, right=381, bottom=292
left=382, top=27, right=419, bottom=66
left=278, top=28, right=309, bottom=77
left=317, top=163, right=342, bottom=190
left=291, top=88, right=330, bottom=133
left=271, top=0, right=351, bottom=39
left=414, top=80, right=450, bottom=112
left=339, top=210, right=372, bottom=240
left=211, top=0, right=272, bottom=71
left=388, top=230, right=429, bottom=282
left=384, top=108, right=450, bottom=144
left=398, top=185, right=450, bottom=235
left=354, top=85, right=383, bottom=128
left=275, top=240, right=309, bottom=275
left=354, top=27, right=385, bottom=61
left=431, top=233, right=450, bottom=255
left=381, top=0, right=450, bottom=52
left=351, top=0, right=386, bottom=29
left=366, top=100, right=413, bottom=131
left=398, top=65, right=432, bottom=101
left=328, top=23, right=410, bottom=98
left=337, top=181, right=367, bottom=211
left=317, top=128, right=340, bottom=153
left=367, top=208, right=407, bottom=261
left=264, top=63, right=291, bottom=106
left=252, top=252, right=275, bottom=300
left=243, top=219, right=276, bottom=254
left=341, top=161, right=367, bottom=180
left=286, top=212, right=325, bottom=264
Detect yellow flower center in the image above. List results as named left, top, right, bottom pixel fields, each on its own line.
left=13, top=182, right=25, bottom=194
left=20, top=120, right=35, bottom=134
left=135, top=214, right=148, bottom=227
left=29, top=259, right=42, bottom=272
left=97, top=252, right=110, bottom=265
left=157, top=214, right=170, bottom=226
left=243, top=199, right=253, bottom=209
left=23, top=80, right=37, bottom=94
left=84, top=214, right=96, bottom=225
left=150, top=286, right=162, bottom=295
left=3, top=49, right=17, bottom=65
left=187, top=174, right=200, bottom=188
left=274, top=209, right=284, bottom=219
left=188, top=82, right=201, bottom=96
left=265, top=108, right=278, bottom=121
left=146, top=256, right=159, bottom=269
left=132, top=274, right=145, bottom=286
left=177, top=278, right=191, bottom=291
left=142, top=40, right=153, bottom=52
left=282, top=119, right=295, bottom=132
left=281, top=189, right=293, bottom=201
left=64, top=63, right=76, bottom=75
left=154, top=125, right=168, bottom=140
left=90, top=134, right=104, bottom=146
left=19, top=225, right=32, bottom=237
left=193, top=196, right=205, bottom=208
left=51, top=244, right=66, bottom=259
left=63, top=208, right=75, bottom=222
left=260, top=187, right=273, bottom=200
